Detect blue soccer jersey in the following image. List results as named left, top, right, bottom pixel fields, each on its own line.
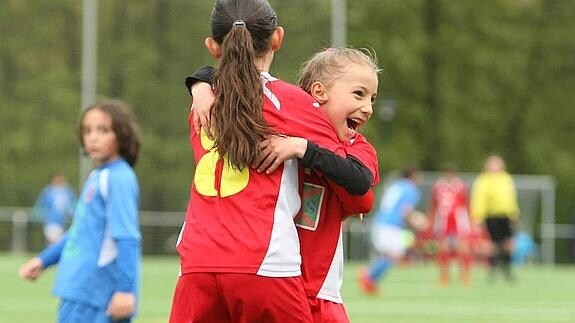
left=39, top=158, right=141, bottom=309
left=373, top=178, right=420, bottom=228
left=35, top=184, right=76, bottom=226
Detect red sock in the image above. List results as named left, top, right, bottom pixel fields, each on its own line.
left=458, top=252, right=473, bottom=283
left=437, top=250, right=451, bottom=284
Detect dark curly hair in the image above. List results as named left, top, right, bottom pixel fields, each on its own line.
left=77, top=99, right=141, bottom=167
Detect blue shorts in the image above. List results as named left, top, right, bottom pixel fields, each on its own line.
left=58, top=299, right=132, bottom=323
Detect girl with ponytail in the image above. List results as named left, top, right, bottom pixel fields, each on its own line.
left=171, top=1, right=370, bottom=322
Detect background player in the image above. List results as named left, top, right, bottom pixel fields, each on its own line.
left=471, top=154, right=520, bottom=283
left=427, top=165, right=473, bottom=286
left=359, top=166, right=423, bottom=295
left=19, top=99, right=142, bottom=322
left=33, top=172, right=77, bottom=245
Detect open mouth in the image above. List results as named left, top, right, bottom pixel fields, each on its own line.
left=346, top=118, right=362, bottom=131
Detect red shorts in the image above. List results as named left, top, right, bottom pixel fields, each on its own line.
left=169, top=273, right=312, bottom=323
left=308, top=296, right=350, bottom=323
left=435, top=215, right=471, bottom=239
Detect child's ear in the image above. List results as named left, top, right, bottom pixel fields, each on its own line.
left=271, top=26, right=284, bottom=51
left=310, top=81, right=328, bottom=104
left=204, top=37, right=221, bottom=59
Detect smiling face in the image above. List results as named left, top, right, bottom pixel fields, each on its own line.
left=81, top=108, right=120, bottom=166
left=315, top=63, right=378, bottom=142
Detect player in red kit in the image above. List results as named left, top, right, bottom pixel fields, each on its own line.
left=291, top=48, right=379, bottom=322
left=170, top=1, right=376, bottom=322
left=188, top=47, right=380, bottom=322
left=428, top=166, right=473, bottom=286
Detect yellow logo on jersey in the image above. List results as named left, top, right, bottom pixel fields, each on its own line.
left=194, top=130, right=249, bottom=197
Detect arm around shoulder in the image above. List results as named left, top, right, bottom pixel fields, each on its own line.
left=301, top=141, right=373, bottom=195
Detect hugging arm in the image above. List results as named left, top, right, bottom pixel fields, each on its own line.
left=186, top=66, right=372, bottom=195
left=186, top=66, right=216, bottom=135
left=254, top=136, right=373, bottom=195
left=185, top=66, right=214, bottom=95
left=334, top=184, right=375, bottom=218
left=301, top=142, right=373, bottom=195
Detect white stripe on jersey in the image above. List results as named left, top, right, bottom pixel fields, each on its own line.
left=316, top=228, right=344, bottom=303
left=96, top=169, right=118, bottom=267
left=99, top=169, right=109, bottom=200
left=176, top=221, right=186, bottom=277
left=257, top=158, right=302, bottom=277
left=261, top=72, right=281, bottom=110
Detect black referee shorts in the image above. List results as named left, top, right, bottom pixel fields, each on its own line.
left=485, top=216, right=513, bottom=243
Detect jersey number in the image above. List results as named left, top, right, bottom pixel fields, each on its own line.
left=194, top=131, right=249, bottom=197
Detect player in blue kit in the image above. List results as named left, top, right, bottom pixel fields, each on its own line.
left=33, top=172, right=77, bottom=245
left=359, top=166, right=423, bottom=295
left=19, top=99, right=142, bottom=323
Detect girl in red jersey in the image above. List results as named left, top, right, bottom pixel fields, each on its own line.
left=187, top=47, right=380, bottom=323
left=428, top=166, right=473, bottom=286
left=170, top=1, right=375, bottom=322
left=273, top=48, right=379, bottom=323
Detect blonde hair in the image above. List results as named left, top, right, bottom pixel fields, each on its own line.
left=298, top=47, right=380, bottom=93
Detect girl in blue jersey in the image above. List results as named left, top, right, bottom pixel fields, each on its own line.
left=359, top=166, right=423, bottom=295
left=19, top=99, right=142, bottom=323
left=33, top=172, right=77, bottom=245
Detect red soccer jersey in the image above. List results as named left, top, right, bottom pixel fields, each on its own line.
left=295, top=133, right=379, bottom=302
left=429, top=177, right=471, bottom=237
left=176, top=73, right=346, bottom=277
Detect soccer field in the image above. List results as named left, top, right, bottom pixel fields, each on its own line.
left=1, top=254, right=574, bottom=323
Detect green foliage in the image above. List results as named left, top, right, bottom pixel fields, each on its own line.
left=1, top=1, right=575, bottom=242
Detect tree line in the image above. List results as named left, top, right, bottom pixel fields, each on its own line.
left=1, top=0, right=574, bottom=258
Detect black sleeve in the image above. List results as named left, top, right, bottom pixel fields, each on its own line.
left=186, top=67, right=372, bottom=195
left=301, top=141, right=373, bottom=195
left=184, top=66, right=215, bottom=95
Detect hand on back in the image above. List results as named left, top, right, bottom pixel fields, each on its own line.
left=190, top=82, right=215, bottom=137
left=253, top=136, right=308, bottom=174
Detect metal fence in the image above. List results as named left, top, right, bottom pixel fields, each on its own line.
left=1, top=206, right=376, bottom=260
left=0, top=207, right=367, bottom=261
left=0, top=207, right=183, bottom=255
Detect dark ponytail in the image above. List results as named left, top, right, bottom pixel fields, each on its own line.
left=210, top=0, right=278, bottom=170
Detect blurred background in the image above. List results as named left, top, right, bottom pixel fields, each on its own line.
left=1, top=0, right=575, bottom=264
